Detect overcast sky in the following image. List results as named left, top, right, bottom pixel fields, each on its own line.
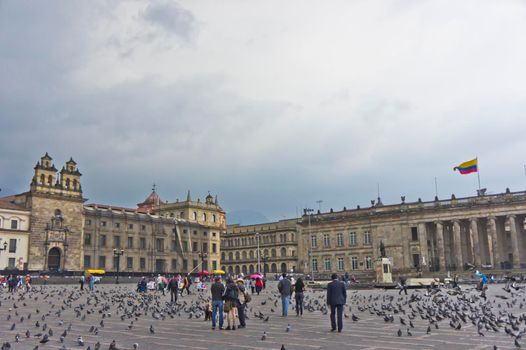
left=1, top=1, right=526, bottom=224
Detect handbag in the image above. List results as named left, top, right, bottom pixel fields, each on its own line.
left=244, top=292, right=252, bottom=303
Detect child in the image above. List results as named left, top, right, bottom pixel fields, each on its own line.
left=204, top=302, right=212, bottom=321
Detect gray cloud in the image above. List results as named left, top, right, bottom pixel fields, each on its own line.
left=1, top=1, right=526, bottom=224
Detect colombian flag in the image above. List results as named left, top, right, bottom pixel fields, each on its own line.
left=453, top=158, right=478, bottom=174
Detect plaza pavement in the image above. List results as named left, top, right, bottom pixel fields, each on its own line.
left=0, top=281, right=523, bottom=350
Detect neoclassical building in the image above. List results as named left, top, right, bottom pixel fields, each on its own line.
left=222, top=192, right=526, bottom=278
left=0, top=154, right=225, bottom=273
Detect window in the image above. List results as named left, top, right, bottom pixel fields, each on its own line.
left=212, top=243, right=217, bottom=253
left=8, top=258, right=15, bottom=269
left=281, top=247, right=287, bottom=257
left=212, top=260, right=217, bottom=270
left=411, top=227, right=418, bottom=241
left=171, top=240, right=177, bottom=251
left=183, top=241, right=188, bottom=252
left=312, top=258, right=318, bottom=271
left=364, top=231, right=372, bottom=245
left=350, top=232, right=357, bottom=246
left=323, top=234, right=330, bottom=248
left=193, top=230, right=197, bottom=235
left=192, top=212, right=197, bottom=220
left=365, top=256, right=373, bottom=269
left=113, top=256, right=119, bottom=269
left=337, top=257, right=344, bottom=271
left=127, top=257, right=133, bottom=269
left=183, top=259, right=188, bottom=271
left=128, top=224, right=133, bottom=230
left=336, top=233, right=343, bottom=247
left=324, top=258, right=331, bottom=271
left=192, top=242, right=198, bottom=252
left=8, top=239, right=16, bottom=253
left=127, top=237, right=133, bottom=249
left=141, top=225, right=146, bottom=231
left=202, top=242, right=208, bottom=253
left=351, top=256, right=358, bottom=270
left=193, top=259, right=198, bottom=269
left=183, top=229, right=187, bottom=234
left=213, top=232, right=217, bottom=237
left=101, top=221, right=107, bottom=227
left=86, top=219, right=92, bottom=226
left=113, top=236, right=121, bottom=248
left=99, top=235, right=107, bottom=247
left=114, top=222, right=120, bottom=229
left=156, top=238, right=164, bottom=252
left=139, top=237, right=146, bottom=249
left=172, top=228, right=177, bottom=234
left=171, top=259, right=177, bottom=270
left=84, top=255, right=91, bottom=268
left=311, top=235, right=317, bottom=248
left=140, top=258, right=146, bottom=269
left=203, top=213, right=207, bottom=221
left=98, top=256, right=106, bottom=269
left=212, top=214, right=216, bottom=223
left=84, top=233, right=92, bottom=246
left=10, top=220, right=18, bottom=230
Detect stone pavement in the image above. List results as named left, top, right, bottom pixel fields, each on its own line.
left=0, top=282, right=523, bottom=350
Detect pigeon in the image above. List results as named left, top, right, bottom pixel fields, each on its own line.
left=39, top=334, right=49, bottom=344
left=407, top=328, right=412, bottom=336
left=397, top=329, right=402, bottom=337
left=77, top=336, right=84, bottom=346
left=133, top=344, right=139, bottom=350
left=280, top=345, right=286, bottom=350
left=261, top=331, right=267, bottom=341
left=286, top=324, right=291, bottom=332
left=149, top=325, right=155, bottom=334
left=109, top=340, right=117, bottom=350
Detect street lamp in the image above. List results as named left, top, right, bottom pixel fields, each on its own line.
left=199, top=251, right=208, bottom=274
left=113, top=248, right=124, bottom=284
left=0, top=241, right=7, bottom=252
left=262, top=255, right=268, bottom=277
left=304, top=208, right=314, bottom=282
left=255, top=232, right=260, bottom=275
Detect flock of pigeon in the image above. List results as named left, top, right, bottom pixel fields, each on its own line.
left=0, top=280, right=524, bottom=350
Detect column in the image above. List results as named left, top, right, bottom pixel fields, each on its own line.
left=435, top=221, right=446, bottom=271
left=470, top=218, right=481, bottom=266
left=508, top=215, right=520, bottom=268
left=453, top=220, right=463, bottom=270
left=487, top=216, right=498, bottom=268
left=418, top=223, right=428, bottom=271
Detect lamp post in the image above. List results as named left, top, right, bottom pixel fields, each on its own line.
left=262, top=255, right=269, bottom=277
left=113, top=248, right=124, bottom=284
left=304, top=208, right=314, bottom=281
left=255, top=232, right=260, bottom=275
left=199, top=251, right=207, bottom=275
left=0, top=241, right=7, bottom=252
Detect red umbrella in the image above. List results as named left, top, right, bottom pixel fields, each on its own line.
left=199, top=271, right=209, bottom=275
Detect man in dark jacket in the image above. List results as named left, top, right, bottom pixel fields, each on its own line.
left=210, top=277, right=225, bottom=330
left=277, top=273, right=292, bottom=317
left=327, top=273, right=346, bottom=332
left=167, top=275, right=179, bottom=303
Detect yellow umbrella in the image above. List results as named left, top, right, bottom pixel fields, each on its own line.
left=212, top=269, right=225, bottom=275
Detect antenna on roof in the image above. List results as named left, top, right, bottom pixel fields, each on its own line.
left=152, top=183, right=156, bottom=192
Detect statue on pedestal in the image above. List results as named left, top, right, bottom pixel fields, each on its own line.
left=379, top=241, right=386, bottom=258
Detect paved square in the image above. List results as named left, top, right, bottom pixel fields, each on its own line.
left=0, top=282, right=524, bottom=350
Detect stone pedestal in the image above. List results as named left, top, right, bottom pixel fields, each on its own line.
left=375, top=257, right=392, bottom=284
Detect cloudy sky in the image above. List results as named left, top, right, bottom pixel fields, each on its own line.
left=1, top=1, right=526, bottom=224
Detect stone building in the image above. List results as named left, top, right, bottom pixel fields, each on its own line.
left=298, top=192, right=526, bottom=277
left=221, top=219, right=298, bottom=276
left=0, top=196, right=31, bottom=270
left=0, top=154, right=224, bottom=274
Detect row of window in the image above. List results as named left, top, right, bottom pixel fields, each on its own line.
left=84, top=234, right=217, bottom=253
left=221, top=247, right=294, bottom=261
left=311, top=256, right=374, bottom=272
left=0, top=219, right=20, bottom=230
left=311, top=231, right=372, bottom=248
left=83, top=255, right=218, bottom=271
left=223, top=232, right=295, bottom=248
left=85, top=220, right=218, bottom=238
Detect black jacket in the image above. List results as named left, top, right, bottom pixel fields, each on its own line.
left=224, top=282, right=239, bottom=301
left=211, top=282, right=225, bottom=301
left=326, top=279, right=346, bottom=306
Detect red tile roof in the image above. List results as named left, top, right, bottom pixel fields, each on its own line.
left=0, top=196, right=29, bottom=211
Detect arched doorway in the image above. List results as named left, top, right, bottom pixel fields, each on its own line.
left=48, top=247, right=61, bottom=271
left=280, top=263, right=287, bottom=273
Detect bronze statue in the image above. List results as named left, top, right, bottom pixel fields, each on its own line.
left=379, top=241, right=386, bottom=258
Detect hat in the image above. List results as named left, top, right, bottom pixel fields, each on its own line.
left=236, top=278, right=244, bottom=283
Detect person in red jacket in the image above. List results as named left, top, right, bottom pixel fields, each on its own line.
left=255, top=277, right=263, bottom=295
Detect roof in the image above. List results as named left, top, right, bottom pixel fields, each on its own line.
left=138, top=191, right=161, bottom=206
left=0, top=196, right=29, bottom=211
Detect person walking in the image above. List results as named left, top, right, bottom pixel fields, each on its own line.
left=88, top=274, right=95, bottom=291
left=327, top=273, right=346, bottom=333
left=182, top=274, right=192, bottom=296
left=255, top=277, right=263, bottom=295
left=167, top=275, right=179, bottom=303
left=224, top=277, right=239, bottom=330
left=277, top=273, right=292, bottom=317
left=157, top=274, right=166, bottom=295
left=236, top=278, right=250, bottom=328
left=210, top=276, right=225, bottom=330
left=398, top=275, right=408, bottom=295
left=293, top=277, right=305, bottom=316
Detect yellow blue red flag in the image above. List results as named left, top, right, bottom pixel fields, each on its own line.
left=453, top=158, right=478, bottom=174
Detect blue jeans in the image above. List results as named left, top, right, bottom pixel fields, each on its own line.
left=281, top=295, right=290, bottom=316
left=212, top=300, right=224, bottom=328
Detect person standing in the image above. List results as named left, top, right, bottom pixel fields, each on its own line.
left=327, top=273, right=346, bottom=333
left=293, top=277, right=305, bottom=316
left=210, top=277, right=225, bottom=330
left=79, top=274, right=85, bottom=290
left=277, top=273, right=292, bottom=317
left=182, top=274, right=192, bottom=296
left=88, top=274, right=95, bottom=291
left=224, top=277, right=239, bottom=330
left=236, top=278, right=249, bottom=328
left=398, top=275, right=408, bottom=295
left=255, top=277, right=263, bottom=295
left=167, top=275, right=179, bottom=303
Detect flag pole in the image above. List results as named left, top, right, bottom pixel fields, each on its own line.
left=476, top=157, right=481, bottom=191
left=434, top=177, right=438, bottom=197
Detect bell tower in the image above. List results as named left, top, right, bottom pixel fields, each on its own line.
left=31, top=152, right=58, bottom=194
left=60, top=157, right=82, bottom=197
